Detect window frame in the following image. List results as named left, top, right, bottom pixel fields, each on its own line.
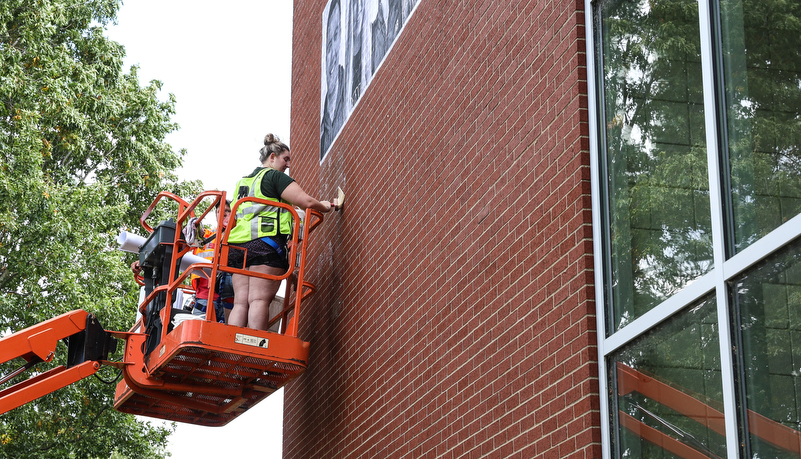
left=586, top=0, right=801, bottom=457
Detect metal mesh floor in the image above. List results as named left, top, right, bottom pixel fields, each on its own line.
left=115, top=344, right=305, bottom=426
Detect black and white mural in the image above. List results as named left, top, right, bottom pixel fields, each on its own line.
left=320, top=0, right=420, bottom=160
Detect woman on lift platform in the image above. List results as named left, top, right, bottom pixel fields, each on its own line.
left=227, top=134, right=337, bottom=331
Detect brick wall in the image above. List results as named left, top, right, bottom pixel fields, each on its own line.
left=286, top=0, right=599, bottom=457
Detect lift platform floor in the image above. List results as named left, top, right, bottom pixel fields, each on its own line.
left=114, top=317, right=308, bottom=426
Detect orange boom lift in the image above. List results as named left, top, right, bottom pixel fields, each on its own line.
left=0, top=189, right=331, bottom=426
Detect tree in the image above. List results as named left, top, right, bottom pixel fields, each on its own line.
left=0, top=0, right=201, bottom=457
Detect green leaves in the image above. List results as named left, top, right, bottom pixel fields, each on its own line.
left=0, top=0, right=200, bottom=457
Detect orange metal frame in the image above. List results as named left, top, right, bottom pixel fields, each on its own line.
left=0, top=311, right=100, bottom=414
left=0, top=190, right=325, bottom=426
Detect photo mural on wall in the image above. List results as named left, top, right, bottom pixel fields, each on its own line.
left=320, top=0, right=420, bottom=160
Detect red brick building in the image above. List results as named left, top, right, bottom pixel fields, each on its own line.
left=285, top=0, right=801, bottom=457
left=286, top=0, right=597, bottom=457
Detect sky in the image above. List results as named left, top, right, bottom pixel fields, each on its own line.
left=106, top=1, right=295, bottom=458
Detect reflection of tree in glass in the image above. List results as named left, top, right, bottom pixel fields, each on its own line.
left=730, top=241, right=801, bottom=457
left=722, top=0, right=801, bottom=252
left=601, top=0, right=712, bottom=330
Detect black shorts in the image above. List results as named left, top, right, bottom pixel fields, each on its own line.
left=226, top=238, right=288, bottom=270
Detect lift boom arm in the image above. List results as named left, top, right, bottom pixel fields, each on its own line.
left=0, top=309, right=115, bottom=415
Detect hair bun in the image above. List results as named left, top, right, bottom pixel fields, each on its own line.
left=264, top=134, right=280, bottom=145
left=258, top=134, right=290, bottom=163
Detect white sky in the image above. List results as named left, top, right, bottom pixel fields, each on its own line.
left=106, top=1, right=295, bottom=458
left=108, top=0, right=294, bottom=196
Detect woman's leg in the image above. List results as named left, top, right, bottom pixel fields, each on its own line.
left=227, top=273, right=251, bottom=327
left=246, top=264, right=284, bottom=330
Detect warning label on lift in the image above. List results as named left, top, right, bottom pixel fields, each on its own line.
left=235, top=333, right=269, bottom=349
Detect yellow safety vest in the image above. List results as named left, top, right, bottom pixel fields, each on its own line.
left=228, top=168, right=293, bottom=243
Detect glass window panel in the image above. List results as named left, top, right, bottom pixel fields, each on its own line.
left=730, top=237, right=801, bottom=458
left=720, top=0, right=801, bottom=253
left=598, top=0, right=713, bottom=332
left=610, top=296, right=726, bottom=458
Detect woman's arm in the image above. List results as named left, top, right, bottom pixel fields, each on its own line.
left=281, top=182, right=332, bottom=212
